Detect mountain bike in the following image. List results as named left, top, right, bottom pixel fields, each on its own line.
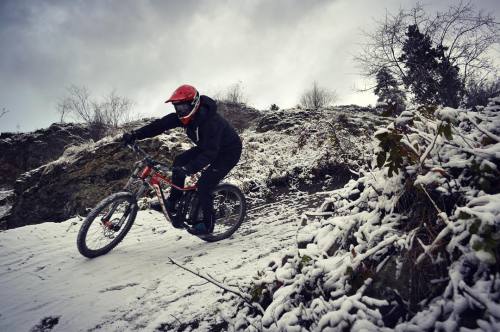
left=77, top=143, right=246, bottom=258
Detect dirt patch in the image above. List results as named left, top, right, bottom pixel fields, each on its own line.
left=30, top=316, right=60, bottom=332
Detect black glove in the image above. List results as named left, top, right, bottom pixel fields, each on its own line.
left=172, top=166, right=191, bottom=177
left=121, top=132, right=136, bottom=146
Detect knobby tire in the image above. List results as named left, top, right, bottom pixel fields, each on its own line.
left=200, top=183, right=246, bottom=242
left=77, top=192, right=138, bottom=258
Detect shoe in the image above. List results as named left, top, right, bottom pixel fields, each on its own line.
left=166, top=198, right=184, bottom=229
left=188, top=215, right=215, bottom=236
left=187, top=223, right=210, bottom=235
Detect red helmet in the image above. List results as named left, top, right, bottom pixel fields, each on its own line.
left=165, top=84, right=201, bottom=125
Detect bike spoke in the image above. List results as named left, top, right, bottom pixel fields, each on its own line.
left=210, top=188, right=244, bottom=237
left=83, top=199, right=131, bottom=251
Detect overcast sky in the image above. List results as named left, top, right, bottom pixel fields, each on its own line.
left=0, top=0, right=499, bottom=132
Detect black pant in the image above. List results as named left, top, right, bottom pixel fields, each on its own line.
left=169, top=146, right=242, bottom=221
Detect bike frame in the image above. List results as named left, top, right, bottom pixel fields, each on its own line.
left=123, top=144, right=201, bottom=222
left=139, top=164, right=197, bottom=192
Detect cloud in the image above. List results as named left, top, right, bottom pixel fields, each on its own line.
left=1, top=0, right=498, bottom=131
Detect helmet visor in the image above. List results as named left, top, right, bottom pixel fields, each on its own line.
left=174, top=102, right=193, bottom=117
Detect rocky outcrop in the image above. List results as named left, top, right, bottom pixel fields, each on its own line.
left=0, top=187, right=15, bottom=228
left=216, top=101, right=263, bottom=132
left=256, top=109, right=323, bottom=132
left=1, top=105, right=387, bottom=229
left=255, top=106, right=386, bottom=134
left=0, top=123, right=92, bottom=187
left=4, top=131, right=189, bottom=229
left=0, top=108, right=261, bottom=229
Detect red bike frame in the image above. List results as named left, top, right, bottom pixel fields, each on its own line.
left=133, top=163, right=199, bottom=220
left=137, top=165, right=198, bottom=191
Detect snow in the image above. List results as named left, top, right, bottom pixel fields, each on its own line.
left=435, top=107, right=459, bottom=123
left=394, top=111, right=413, bottom=127
left=0, top=190, right=325, bottom=331
left=414, top=170, right=445, bottom=186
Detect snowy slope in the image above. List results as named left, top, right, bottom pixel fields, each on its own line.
left=0, top=191, right=326, bottom=331
left=0, top=107, right=393, bottom=331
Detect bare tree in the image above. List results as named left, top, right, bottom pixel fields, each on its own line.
left=356, top=1, right=499, bottom=89
left=95, top=90, right=133, bottom=128
left=464, top=76, right=500, bottom=107
left=217, top=82, right=247, bottom=104
left=300, top=81, right=337, bottom=109
left=57, top=85, right=92, bottom=124
left=57, top=85, right=134, bottom=139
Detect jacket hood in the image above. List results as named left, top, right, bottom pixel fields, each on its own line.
left=200, top=95, right=217, bottom=117
left=190, top=95, right=217, bottom=126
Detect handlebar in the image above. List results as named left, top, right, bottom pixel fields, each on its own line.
left=126, top=143, right=170, bottom=170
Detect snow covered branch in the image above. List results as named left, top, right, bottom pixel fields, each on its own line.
left=167, top=257, right=264, bottom=314
left=465, top=114, right=500, bottom=143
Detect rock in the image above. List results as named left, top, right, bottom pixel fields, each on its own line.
left=5, top=131, right=188, bottom=229
left=256, top=109, right=323, bottom=133
left=2, top=106, right=388, bottom=229
left=215, top=101, right=263, bottom=132
left=0, top=187, right=15, bottom=229
left=0, top=123, right=92, bottom=187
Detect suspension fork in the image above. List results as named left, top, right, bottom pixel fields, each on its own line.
left=101, top=179, right=147, bottom=227
left=123, top=175, right=148, bottom=199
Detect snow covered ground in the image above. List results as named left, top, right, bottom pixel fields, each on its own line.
left=0, top=191, right=326, bottom=332
left=0, top=106, right=379, bottom=331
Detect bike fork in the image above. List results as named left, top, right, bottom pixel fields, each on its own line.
left=101, top=183, right=146, bottom=229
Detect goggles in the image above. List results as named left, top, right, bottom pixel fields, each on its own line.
left=174, top=102, right=193, bottom=117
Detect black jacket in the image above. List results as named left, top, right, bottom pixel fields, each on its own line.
left=133, top=95, right=242, bottom=173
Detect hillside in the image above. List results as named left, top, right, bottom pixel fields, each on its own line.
left=2, top=100, right=498, bottom=331
left=0, top=106, right=383, bottom=229
left=0, top=105, right=386, bottom=331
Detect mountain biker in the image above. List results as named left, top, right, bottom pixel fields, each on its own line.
left=122, top=84, right=242, bottom=235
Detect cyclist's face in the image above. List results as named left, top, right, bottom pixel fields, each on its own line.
left=174, top=102, right=193, bottom=117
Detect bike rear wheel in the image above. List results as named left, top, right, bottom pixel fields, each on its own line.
left=200, top=183, right=246, bottom=242
left=77, top=192, right=138, bottom=258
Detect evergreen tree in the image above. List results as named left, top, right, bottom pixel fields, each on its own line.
left=374, top=67, right=406, bottom=116
left=399, top=25, right=440, bottom=105
left=435, top=47, right=463, bottom=108
left=399, top=25, right=464, bottom=107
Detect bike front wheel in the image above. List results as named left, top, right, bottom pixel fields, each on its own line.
left=201, top=183, right=246, bottom=242
left=77, top=192, right=138, bottom=258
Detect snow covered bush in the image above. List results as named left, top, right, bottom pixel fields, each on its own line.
left=223, top=98, right=500, bottom=331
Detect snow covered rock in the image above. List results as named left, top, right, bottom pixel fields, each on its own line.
left=4, top=131, right=188, bottom=229
left=216, top=101, right=263, bottom=132
left=232, top=107, right=390, bottom=202
left=0, top=123, right=92, bottom=187
left=3, top=106, right=388, bottom=232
